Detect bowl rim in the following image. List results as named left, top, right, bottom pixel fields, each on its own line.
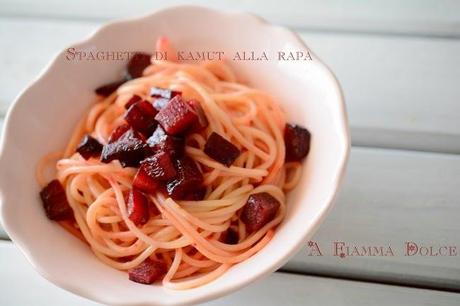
left=0, top=5, right=350, bottom=305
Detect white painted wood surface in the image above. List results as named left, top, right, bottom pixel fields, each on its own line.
left=1, top=18, right=460, bottom=153
left=1, top=242, right=458, bottom=306
left=0, top=118, right=5, bottom=239
left=285, top=147, right=460, bottom=290
left=1, top=0, right=460, bottom=37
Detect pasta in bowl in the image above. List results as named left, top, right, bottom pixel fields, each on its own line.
left=37, top=37, right=311, bottom=289
left=0, top=5, right=349, bottom=305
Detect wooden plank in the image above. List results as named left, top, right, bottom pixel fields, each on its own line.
left=1, top=18, right=459, bottom=152
left=0, top=242, right=99, bottom=306
left=0, top=241, right=459, bottom=306
left=0, top=18, right=97, bottom=116
left=302, top=31, right=460, bottom=153
left=285, top=147, right=460, bottom=291
left=0, top=117, right=5, bottom=239
left=1, top=0, right=460, bottom=37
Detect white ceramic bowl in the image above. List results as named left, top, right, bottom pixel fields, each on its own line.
left=0, top=5, right=349, bottom=306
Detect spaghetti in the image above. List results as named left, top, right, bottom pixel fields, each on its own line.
left=37, top=37, right=309, bottom=289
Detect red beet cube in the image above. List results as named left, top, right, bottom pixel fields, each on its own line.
left=124, top=100, right=158, bottom=135
left=108, top=124, right=131, bottom=144
left=166, top=156, right=203, bottom=200
left=204, top=132, right=240, bottom=167
left=127, top=189, right=150, bottom=226
left=39, top=180, right=73, bottom=221
left=181, top=185, right=207, bottom=201
left=76, top=135, right=102, bottom=160
left=154, top=96, right=199, bottom=135
left=141, top=152, right=177, bottom=182
left=133, top=167, right=160, bottom=194
left=128, top=258, right=166, bottom=284
left=147, top=126, right=184, bottom=158
left=149, top=201, right=160, bottom=216
left=241, top=192, right=280, bottom=233
left=126, top=53, right=151, bottom=79
left=150, top=87, right=182, bottom=100
left=101, top=128, right=147, bottom=167
left=220, top=228, right=239, bottom=245
left=95, top=80, right=125, bottom=97
left=284, top=124, right=311, bottom=162
left=187, top=100, right=208, bottom=132
left=124, top=94, right=142, bottom=110
left=152, top=97, right=170, bottom=111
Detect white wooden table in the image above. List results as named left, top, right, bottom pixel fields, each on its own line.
left=1, top=1, right=460, bottom=305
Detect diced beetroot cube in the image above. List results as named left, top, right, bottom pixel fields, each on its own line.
left=126, top=53, right=151, bottom=79
left=152, top=97, right=170, bottom=111
left=101, top=128, right=147, bottom=167
left=241, top=192, right=280, bottom=234
left=95, top=80, right=125, bottom=97
left=181, top=185, right=207, bottom=201
left=220, top=228, right=239, bottom=245
left=204, top=132, right=240, bottom=167
left=124, top=94, right=142, bottom=110
left=141, top=152, right=177, bottom=181
left=76, top=135, right=102, bottom=160
left=147, top=126, right=184, bottom=158
left=39, top=179, right=73, bottom=221
left=187, top=100, right=208, bottom=132
left=124, top=101, right=158, bottom=135
left=284, top=124, right=311, bottom=162
left=128, top=258, right=166, bottom=284
left=133, top=167, right=160, bottom=194
left=166, top=156, right=203, bottom=200
left=149, top=201, right=160, bottom=216
left=150, top=87, right=182, bottom=99
left=108, top=124, right=131, bottom=144
left=127, top=189, right=150, bottom=226
left=154, top=96, right=199, bottom=135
